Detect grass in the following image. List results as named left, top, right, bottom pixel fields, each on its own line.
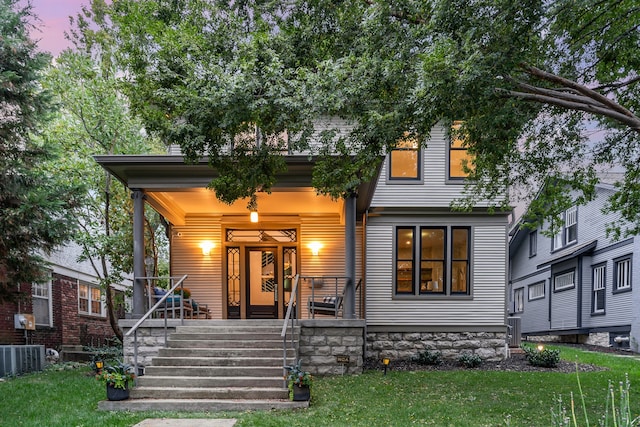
left=0, top=346, right=638, bottom=427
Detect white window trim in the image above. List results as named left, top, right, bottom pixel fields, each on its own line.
left=592, top=264, right=606, bottom=314
left=32, top=279, right=53, bottom=327
left=614, top=257, right=632, bottom=292
left=528, top=282, right=545, bottom=301
left=554, top=270, right=575, bottom=291
left=78, top=281, right=106, bottom=317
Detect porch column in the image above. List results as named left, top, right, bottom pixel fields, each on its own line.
left=132, top=189, right=146, bottom=318
left=344, top=192, right=356, bottom=319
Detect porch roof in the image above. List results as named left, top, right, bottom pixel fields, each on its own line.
left=95, top=155, right=380, bottom=224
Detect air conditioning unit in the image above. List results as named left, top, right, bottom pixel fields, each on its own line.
left=507, top=317, right=522, bottom=347
left=0, top=345, right=45, bottom=377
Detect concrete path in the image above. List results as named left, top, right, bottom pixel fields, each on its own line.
left=133, top=419, right=237, bottom=427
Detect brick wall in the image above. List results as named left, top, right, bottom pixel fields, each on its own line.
left=0, top=274, right=117, bottom=350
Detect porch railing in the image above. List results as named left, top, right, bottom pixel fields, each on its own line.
left=281, top=274, right=300, bottom=387
left=301, top=275, right=363, bottom=319
left=124, top=275, right=189, bottom=375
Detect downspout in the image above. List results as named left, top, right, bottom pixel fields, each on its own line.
left=577, top=256, right=583, bottom=329
left=132, top=189, right=146, bottom=318
left=344, top=192, right=357, bottom=319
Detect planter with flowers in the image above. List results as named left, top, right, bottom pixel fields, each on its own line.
left=285, top=360, right=312, bottom=401
left=96, top=362, right=136, bottom=401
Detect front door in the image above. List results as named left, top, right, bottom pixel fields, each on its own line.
left=246, top=247, right=278, bottom=318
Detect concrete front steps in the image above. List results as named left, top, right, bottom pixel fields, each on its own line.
left=99, top=320, right=307, bottom=412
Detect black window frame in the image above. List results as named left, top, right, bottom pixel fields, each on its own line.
left=529, top=230, right=537, bottom=257
left=388, top=138, right=421, bottom=181
left=613, top=255, right=632, bottom=294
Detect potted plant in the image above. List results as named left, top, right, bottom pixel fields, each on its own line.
left=285, top=360, right=312, bottom=401
left=174, top=287, right=191, bottom=299
left=96, top=362, right=136, bottom=401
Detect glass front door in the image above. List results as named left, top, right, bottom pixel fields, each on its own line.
left=246, top=247, right=278, bottom=318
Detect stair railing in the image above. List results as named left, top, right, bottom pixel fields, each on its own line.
left=124, top=274, right=189, bottom=375
left=281, top=274, right=300, bottom=387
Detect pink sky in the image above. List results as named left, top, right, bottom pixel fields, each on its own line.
left=27, top=0, right=89, bottom=57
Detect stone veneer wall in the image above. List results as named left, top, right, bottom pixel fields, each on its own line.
left=366, top=330, right=508, bottom=362
left=296, top=319, right=365, bottom=375
left=119, top=319, right=179, bottom=369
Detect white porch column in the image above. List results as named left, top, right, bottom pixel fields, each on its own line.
left=132, top=189, right=146, bottom=318
left=344, top=192, right=357, bottom=319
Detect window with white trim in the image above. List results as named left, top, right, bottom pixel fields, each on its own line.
left=514, top=288, right=524, bottom=313
left=554, top=270, right=575, bottom=291
left=552, top=206, right=578, bottom=250
left=614, top=256, right=632, bottom=292
left=528, top=282, right=545, bottom=300
left=592, top=264, right=606, bottom=313
left=32, top=280, right=52, bottom=327
left=78, top=282, right=105, bottom=316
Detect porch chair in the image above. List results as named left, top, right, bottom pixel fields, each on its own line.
left=307, top=278, right=360, bottom=318
left=186, top=299, right=212, bottom=319
left=150, top=287, right=193, bottom=319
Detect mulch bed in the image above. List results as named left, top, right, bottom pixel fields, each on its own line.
left=363, top=344, right=634, bottom=374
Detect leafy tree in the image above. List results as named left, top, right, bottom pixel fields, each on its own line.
left=0, top=0, right=83, bottom=302
left=106, top=0, right=639, bottom=235
left=39, top=0, right=166, bottom=339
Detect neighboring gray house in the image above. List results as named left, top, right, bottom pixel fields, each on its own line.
left=508, top=179, right=639, bottom=351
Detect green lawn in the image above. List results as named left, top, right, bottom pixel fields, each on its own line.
left=0, top=346, right=638, bottom=427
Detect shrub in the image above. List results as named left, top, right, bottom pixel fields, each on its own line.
left=414, top=349, right=443, bottom=366
left=457, top=353, right=482, bottom=368
left=522, top=345, right=560, bottom=368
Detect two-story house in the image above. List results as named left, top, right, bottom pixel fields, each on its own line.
left=96, top=120, right=511, bottom=366
left=509, top=177, right=639, bottom=351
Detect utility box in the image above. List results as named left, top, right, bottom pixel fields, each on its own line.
left=14, top=314, right=36, bottom=330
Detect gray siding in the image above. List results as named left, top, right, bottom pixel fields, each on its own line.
left=365, top=216, right=508, bottom=327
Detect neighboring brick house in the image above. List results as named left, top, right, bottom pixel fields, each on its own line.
left=0, top=242, right=129, bottom=351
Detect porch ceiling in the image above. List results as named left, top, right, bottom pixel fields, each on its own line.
left=94, top=155, right=379, bottom=225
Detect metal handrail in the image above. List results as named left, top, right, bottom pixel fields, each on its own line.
left=281, top=274, right=300, bottom=387
left=124, top=274, right=188, bottom=375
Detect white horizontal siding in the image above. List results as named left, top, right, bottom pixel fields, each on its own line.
left=365, top=221, right=507, bottom=327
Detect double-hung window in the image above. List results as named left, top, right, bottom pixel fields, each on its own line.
left=78, top=282, right=104, bottom=317
left=592, top=264, right=606, bottom=313
left=614, top=256, right=632, bottom=293
left=32, top=279, right=52, bottom=327
left=514, top=288, right=524, bottom=313
left=449, top=121, right=473, bottom=180
left=529, top=230, right=537, bottom=257
left=389, top=135, right=420, bottom=180
left=394, top=226, right=471, bottom=296
left=552, top=206, right=578, bottom=250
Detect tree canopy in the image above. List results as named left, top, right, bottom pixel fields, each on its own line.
left=0, top=0, right=83, bottom=301
left=105, top=0, right=639, bottom=235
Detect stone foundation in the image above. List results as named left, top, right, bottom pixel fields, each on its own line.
left=366, top=330, right=508, bottom=362
left=297, top=319, right=365, bottom=375
left=119, top=319, right=179, bottom=369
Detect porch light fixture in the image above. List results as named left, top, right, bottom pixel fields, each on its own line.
left=308, top=241, right=323, bottom=256
left=199, top=241, right=215, bottom=256
left=248, top=194, right=259, bottom=223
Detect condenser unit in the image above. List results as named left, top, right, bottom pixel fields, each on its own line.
left=0, top=345, right=45, bottom=377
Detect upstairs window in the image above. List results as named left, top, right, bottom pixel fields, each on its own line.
left=552, top=206, right=578, bottom=251
left=389, top=135, right=420, bottom=180
left=449, top=121, right=473, bottom=179
left=529, top=230, right=537, bottom=257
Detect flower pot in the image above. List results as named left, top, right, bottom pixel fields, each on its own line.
left=106, top=383, right=130, bottom=401
left=292, top=384, right=310, bottom=401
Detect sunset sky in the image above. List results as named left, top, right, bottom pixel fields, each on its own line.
left=27, top=0, right=89, bottom=56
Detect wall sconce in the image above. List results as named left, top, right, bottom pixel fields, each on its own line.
left=250, top=210, right=259, bottom=223
left=199, top=241, right=215, bottom=256
left=308, top=241, right=323, bottom=256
